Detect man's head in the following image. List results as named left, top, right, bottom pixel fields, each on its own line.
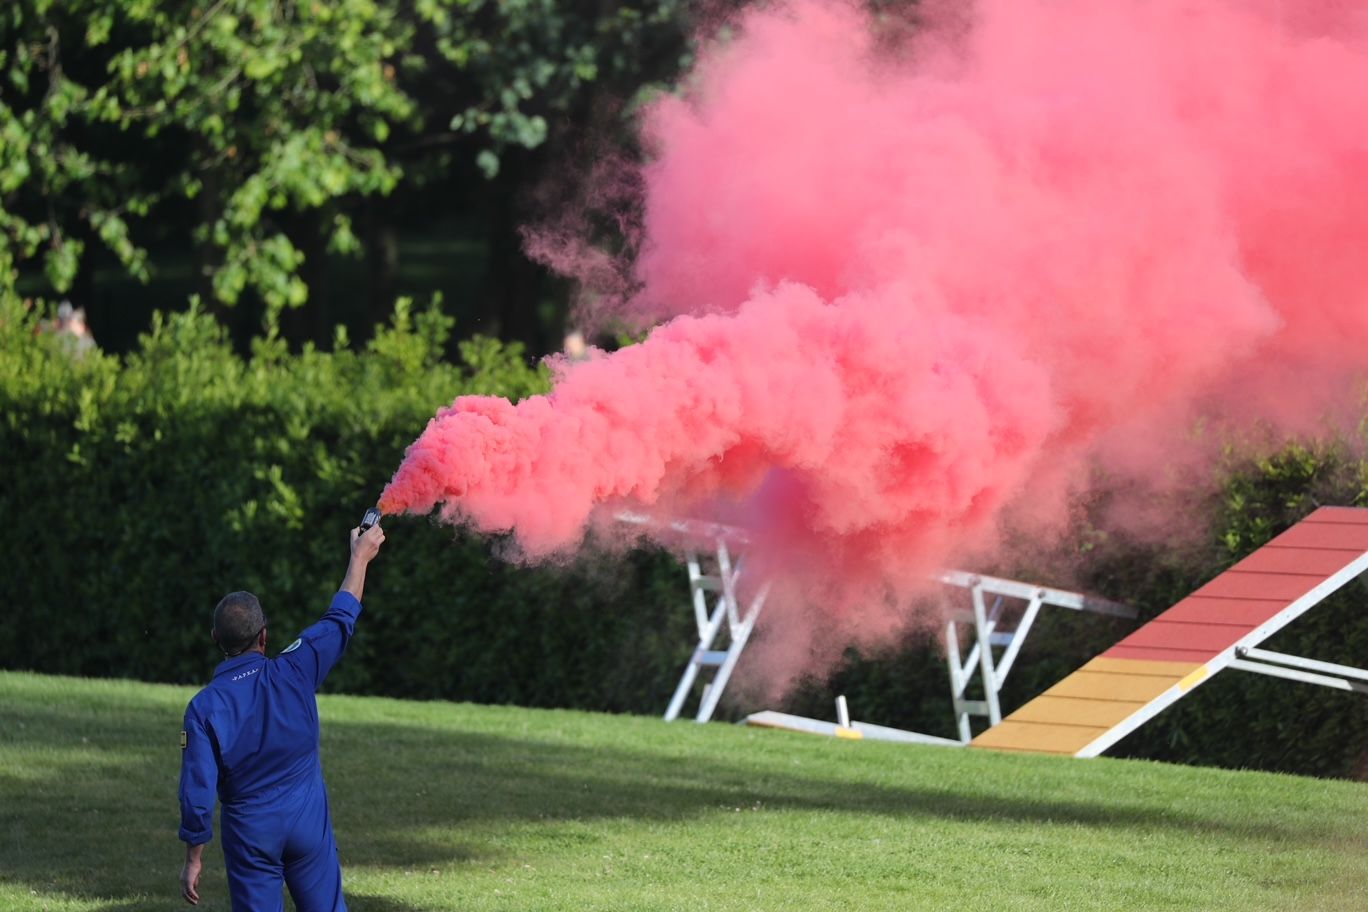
left=212, top=591, right=267, bottom=657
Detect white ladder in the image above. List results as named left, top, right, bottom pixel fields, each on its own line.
left=664, top=539, right=771, bottom=723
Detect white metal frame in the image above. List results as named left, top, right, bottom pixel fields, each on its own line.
left=618, top=512, right=771, bottom=723
left=663, top=539, right=772, bottom=722
left=623, top=513, right=1133, bottom=733
left=938, top=571, right=1135, bottom=742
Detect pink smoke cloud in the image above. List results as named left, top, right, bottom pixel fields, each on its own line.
left=383, top=0, right=1368, bottom=678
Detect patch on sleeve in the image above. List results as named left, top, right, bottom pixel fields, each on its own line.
left=282, top=638, right=303, bottom=654
left=180, top=730, right=188, bottom=750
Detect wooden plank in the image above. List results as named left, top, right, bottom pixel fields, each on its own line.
left=1157, top=596, right=1297, bottom=627
left=1079, top=657, right=1203, bottom=677
left=1230, top=547, right=1365, bottom=576
left=1112, top=620, right=1251, bottom=653
left=1191, top=571, right=1323, bottom=601
left=1007, top=696, right=1143, bottom=729
left=1103, top=644, right=1220, bottom=663
left=1266, top=522, right=1368, bottom=551
left=971, top=720, right=1109, bottom=754
left=1304, top=506, right=1368, bottom=525
left=1044, top=670, right=1184, bottom=702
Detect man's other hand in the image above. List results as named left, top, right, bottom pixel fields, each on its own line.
left=350, top=522, right=385, bottom=564
left=180, top=851, right=202, bottom=905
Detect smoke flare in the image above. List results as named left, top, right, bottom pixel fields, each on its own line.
left=382, top=0, right=1368, bottom=675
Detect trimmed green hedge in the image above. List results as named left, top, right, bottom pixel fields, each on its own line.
left=0, top=296, right=692, bottom=712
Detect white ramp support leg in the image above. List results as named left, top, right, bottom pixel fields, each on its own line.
left=940, top=572, right=1133, bottom=743
left=945, top=618, right=973, bottom=743
left=1230, top=646, right=1368, bottom=695
left=663, top=539, right=771, bottom=723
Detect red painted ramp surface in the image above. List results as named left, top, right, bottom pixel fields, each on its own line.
left=972, top=507, right=1368, bottom=756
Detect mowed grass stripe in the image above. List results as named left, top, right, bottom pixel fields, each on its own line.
left=1, top=670, right=1366, bottom=911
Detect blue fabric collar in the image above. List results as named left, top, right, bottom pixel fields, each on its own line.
left=213, top=651, right=266, bottom=679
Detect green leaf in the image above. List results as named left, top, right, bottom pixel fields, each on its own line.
left=476, top=148, right=499, bottom=179
left=43, top=238, right=84, bottom=292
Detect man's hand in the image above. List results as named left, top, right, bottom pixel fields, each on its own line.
left=342, top=522, right=385, bottom=601
left=180, top=844, right=203, bottom=905
left=350, top=523, right=385, bottom=564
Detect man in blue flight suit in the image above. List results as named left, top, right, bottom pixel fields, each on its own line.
left=177, top=520, right=385, bottom=909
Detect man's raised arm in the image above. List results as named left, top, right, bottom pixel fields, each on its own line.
left=341, top=522, right=385, bottom=603
left=279, top=523, right=386, bottom=690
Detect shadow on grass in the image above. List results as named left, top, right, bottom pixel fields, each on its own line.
left=0, top=692, right=1346, bottom=911
left=322, top=719, right=1332, bottom=871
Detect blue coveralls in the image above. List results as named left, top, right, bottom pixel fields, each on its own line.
left=178, top=591, right=362, bottom=912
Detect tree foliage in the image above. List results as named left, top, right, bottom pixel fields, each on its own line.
left=0, top=0, right=691, bottom=340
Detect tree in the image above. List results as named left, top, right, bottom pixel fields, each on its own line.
left=0, top=0, right=693, bottom=353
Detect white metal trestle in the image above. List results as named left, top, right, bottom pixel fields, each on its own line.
left=938, top=571, right=1134, bottom=743
left=663, top=539, right=771, bottom=722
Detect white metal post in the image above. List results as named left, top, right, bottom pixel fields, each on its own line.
left=945, top=618, right=972, bottom=743
left=686, top=553, right=712, bottom=636
left=836, top=695, right=851, bottom=729
left=694, top=582, right=770, bottom=722
left=664, top=593, right=728, bottom=722
left=971, top=582, right=1003, bottom=725
left=993, top=594, right=1043, bottom=686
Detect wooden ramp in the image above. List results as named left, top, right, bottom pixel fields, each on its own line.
left=972, top=506, right=1368, bottom=757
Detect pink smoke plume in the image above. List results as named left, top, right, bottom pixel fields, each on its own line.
left=382, top=0, right=1368, bottom=674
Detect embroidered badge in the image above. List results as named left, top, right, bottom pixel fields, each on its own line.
left=282, top=638, right=303, bottom=654
left=180, top=730, right=188, bottom=749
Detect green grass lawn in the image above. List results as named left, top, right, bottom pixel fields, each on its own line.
left=2, top=671, right=1366, bottom=912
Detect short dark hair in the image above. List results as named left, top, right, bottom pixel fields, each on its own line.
left=213, top=591, right=266, bottom=657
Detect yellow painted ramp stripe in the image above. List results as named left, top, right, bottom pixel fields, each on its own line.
left=971, top=657, right=1205, bottom=754
left=1044, top=669, right=1186, bottom=703
left=1080, top=657, right=1203, bottom=677
left=1008, top=696, right=1145, bottom=729
left=971, top=720, right=1109, bottom=755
